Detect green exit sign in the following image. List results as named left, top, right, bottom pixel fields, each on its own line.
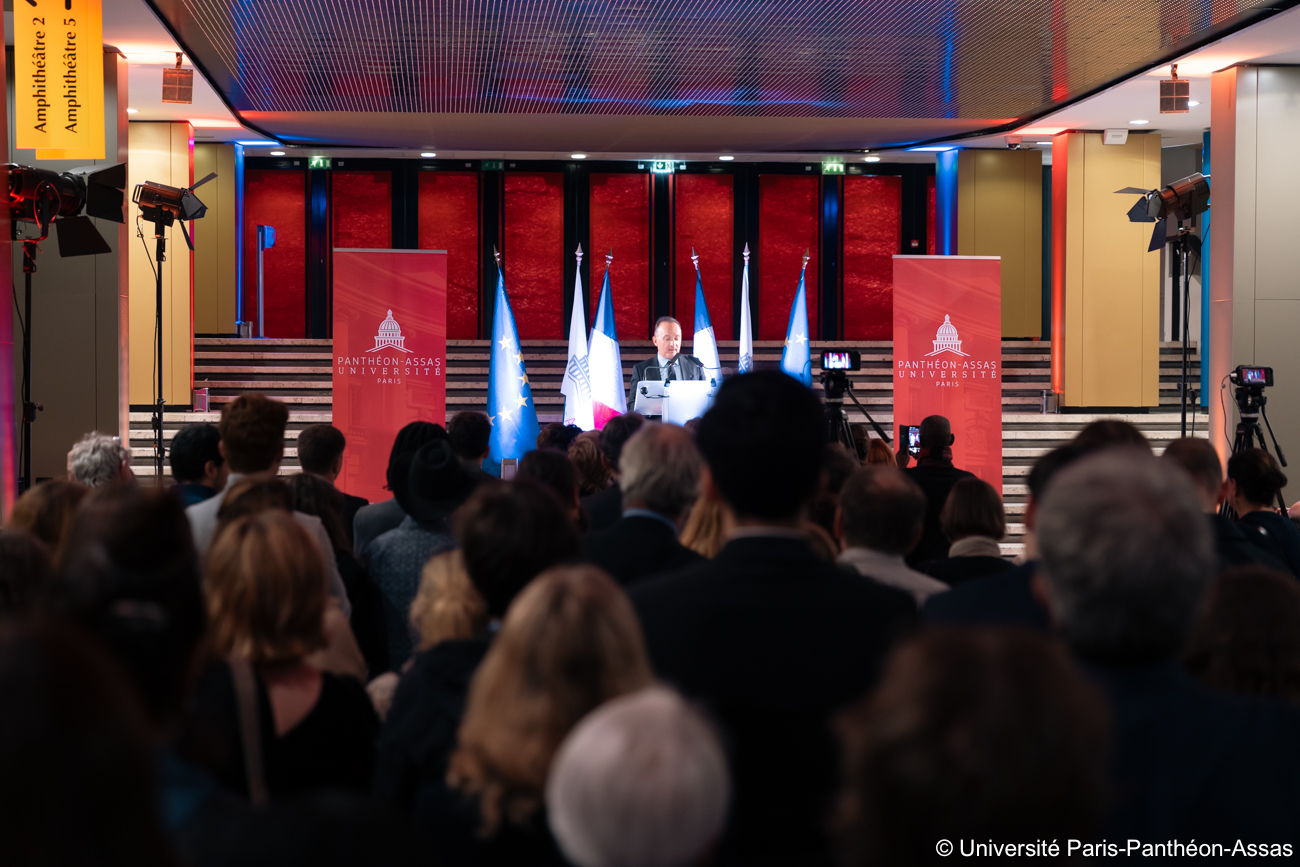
left=822, top=160, right=845, bottom=175
left=308, top=156, right=331, bottom=169
left=652, top=160, right=675, bottom=174
left=482, top=160, right=504, bottom=171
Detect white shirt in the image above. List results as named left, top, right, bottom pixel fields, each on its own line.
left=837, top=546, right=949, bottom=606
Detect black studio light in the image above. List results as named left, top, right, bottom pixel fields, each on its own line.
left=7, top=162, right=127, bottom=493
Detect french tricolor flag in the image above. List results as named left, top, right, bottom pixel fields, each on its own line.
left=588, top=253, right=626, bottom=428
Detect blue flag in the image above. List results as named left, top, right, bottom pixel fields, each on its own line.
left=486, top=266, right=541, bottom=476
left=780, top=260, right=812, bottom=387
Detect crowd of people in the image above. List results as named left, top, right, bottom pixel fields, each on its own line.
left=4, top=371, right=1300, bottom=865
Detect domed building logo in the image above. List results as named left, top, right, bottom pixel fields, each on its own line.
left=368, top=310, right=412, bottom=354
left=925, top=314, right=969, bottom=357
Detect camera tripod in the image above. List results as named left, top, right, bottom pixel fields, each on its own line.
left=822, top=370, right=891, bottom=451
left=1231, top=385, right=1288, bottom=511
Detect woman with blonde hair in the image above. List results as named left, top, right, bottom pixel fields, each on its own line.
left=420, top=566, right=654, bottom=862
left=202, top=510, right=378, bottom=800
left=679, top=492, right=732, bottom=559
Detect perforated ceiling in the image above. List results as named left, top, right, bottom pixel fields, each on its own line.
left=148, top=0, right=1292, bottom=148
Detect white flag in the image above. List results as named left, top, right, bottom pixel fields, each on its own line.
left=737, top=243, right=754, bottom=374
left=561, top=245, right=595, bottom=430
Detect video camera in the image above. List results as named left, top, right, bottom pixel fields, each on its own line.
left=1230, top=365, right=1273, bottom=419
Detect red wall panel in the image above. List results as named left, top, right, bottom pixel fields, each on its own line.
left=419, top=172, right=480, bottom=339
left=758, top=175, right=819, bottom=340
left=503, top=172, right=564, bottom=339
left=332, top=171, right=392, bottom=249
left=590, top=173, right=651, bottom=339
left=675, top=174, right=734, bottom=341
left=843, top=175, right=902, bottom=340
left=927, top=175, right=937, bottom=255
left=244, top=169, right=306, bottom=338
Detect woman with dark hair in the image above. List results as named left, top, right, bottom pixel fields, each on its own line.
left=289, top=472, right=389, bottom=676
left=919, top=477, right=1015, bottom=585
left=517, top=449, right=585, bottom=530
left=431, top=566, right=654, bottom=863
left=8, top=478, right=86, bottom=559
left=1185, top=565, right=1300, bottom=700
left=1227, top=448, right=1300, bottom=577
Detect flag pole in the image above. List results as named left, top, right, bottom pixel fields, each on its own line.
left=801, top=247, right=810, bottom=270
left=692, top=246, right=700, bottom=273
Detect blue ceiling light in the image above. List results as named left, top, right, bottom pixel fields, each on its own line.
left=909, top=146, right=955, bottom=152
left=236, top=140, right=280, bottom=146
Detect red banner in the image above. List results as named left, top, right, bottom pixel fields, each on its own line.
left=893, top=256, right=1002, bottom=488
left=333, top=249, right=447, bottom=505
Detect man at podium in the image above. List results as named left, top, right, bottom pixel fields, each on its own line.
left=628, top=316, right=707, bottom=407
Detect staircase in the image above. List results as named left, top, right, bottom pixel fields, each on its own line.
left=131, top=337, right=1208, bottom=558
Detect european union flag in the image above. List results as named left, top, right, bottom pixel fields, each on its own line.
left=485, top=266, right=540, bottom=476
left=780, top=257, right=812, bottom=387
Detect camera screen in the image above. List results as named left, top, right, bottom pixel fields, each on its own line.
left=908, top=427, right=921, bottom=456
left=822, top=351, right=854, bottom=370
left=1241, top=367, right=1268, bottom=384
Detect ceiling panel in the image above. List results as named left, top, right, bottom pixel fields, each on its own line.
left=148, top=0, right=1294, bottom=149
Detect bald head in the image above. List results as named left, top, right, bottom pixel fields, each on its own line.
left=838, top=466, right=926, bottom=555
left=919, top=415, right=953, bottom=450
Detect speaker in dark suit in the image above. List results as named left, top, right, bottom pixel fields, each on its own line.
left=628, top=353, right=707, bottom=408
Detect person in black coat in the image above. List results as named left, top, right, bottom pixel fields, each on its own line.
left=1227, top=448, right=1300, bottom=577
left=898, top=415, right=974, bottom=566
left=298, top=424, right=370, bottom=549
left=917, top=476, right=1015, bottom=586
left=626, top=316, right=709, bottom=410
left=582, top=423, right=704, bottom=587
left=579, top=412, right=645, bottom=532
left=1036, top=450, right=1300, bottom=844
left=629, top=371, right=916, bottom=867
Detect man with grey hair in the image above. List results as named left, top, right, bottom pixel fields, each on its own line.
left=582, top=423, right=703, bottom=586
left=547, top=686, right=730, bottom=867
left=66, top=432, right=134, bottom=487
left=1036, top=450, right=1300, bottom=842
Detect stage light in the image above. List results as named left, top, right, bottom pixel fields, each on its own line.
left=420, top=152, right=436, bottom=157
left=1115, top=172, right=1210, bottom=252
left=8, top=163, right=127, bottom=255
left=270, top=151, right=286, bottom=156
left=133, top=174, right=216, bottom=230
left=719, top=155, right=734, bottom=161
left=126, top=108, right=139, bottom=114
left=571, top=153, right=588, bottom=159
left=865, top=156, right=880, bottom=162
left=1130, top=119, right=1150, bottom=125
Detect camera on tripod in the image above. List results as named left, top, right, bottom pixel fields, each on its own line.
left=1231, top=366, right=1273, bottom=418
left=820, top=350, right=860, bottom=401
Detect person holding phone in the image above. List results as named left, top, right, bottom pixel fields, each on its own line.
left=898, top=415, right=975, bottom=566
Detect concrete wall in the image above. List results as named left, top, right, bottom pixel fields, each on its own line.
left=193, top=143, right=242, bottom=335
left=6, top=49, right=129, bottom=483
left=1051, top=131, right=1162, bottom=408
left=1209, top=65, right=1300, bottom=503
left=127, top=122, right=193, bottom=407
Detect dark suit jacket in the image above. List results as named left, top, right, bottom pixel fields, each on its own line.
left=628, top=354, right=707, bottom=409
left=904, top=461, right=975, bottom=565
left=918, top=554, right=1015, bottom=586
left=1238, top=511, right=1300, bottom=578
left=1212, top=513, right=1289, bottom=573
left=339, top=491, right=368, bottom=548
left=629, top=536, right=917, bottom=866
left=923, top=559, right=1051, bottom=630
left=580, top=485, right=623, bottom=533
left=582, top=514, right=703, bottom=587
left=1084, top=659, right=1300, bottom=845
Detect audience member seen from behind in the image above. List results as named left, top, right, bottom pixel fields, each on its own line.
left=447, top=411, right=494, bottom=484
left=547, top=686, right=730, bottom=867
left=67, top=432, right=134, bottom=488
left=0, top=621, right=175, bottom=867
left=352, top=421, right=449, bottom=557
left=568, top=434, right=610, bottom=496
left=169, top=422, right=227, bottom=507
left=900, top=415, right=974, bottom=565
left=1036, top=450, right=1300, bottom=841
left=678, top=491, right=731, bottom=559
left=517, top=448, right=585, bottom=529
left=0, top=531, right=52, bottom=615
left=917, top=477, right=1014, bottom=586
left=434, top=566, right=655, bottom=864
left=8, top=479, right=86, bottom=555
left=836, top=629, right=1109, bottom=867
left=835, top=466, right=947, bottom=606
left=537, top=422, right=583, bottom=455
left=374, top=481, right=581, bottom=814
left=582, top=424, right=704, bottom=587
left=204, top=510, right=379, bottom=800
left=1072, top=419, right=1151, bottom=452
left=581, top=412, right=646, bottom=531
left=808, top=444, right=859, bottom=544
left=629, top=370, right=916, bottom=866
left=1185, top=565, right=1300, bottom=701
left=1227, top=448, right=1300, bottom=577
left=864, top=437, right=896, bottom=467
left=1162, top=437, right=1287, bottom=572
left=365, top=439, right=476, bottom=671
left=289, top=471, right=389, bottom=677
left=297, top=424, right=369, bottom=545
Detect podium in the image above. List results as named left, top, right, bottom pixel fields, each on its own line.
left=632, top=375, right=719, bottom=425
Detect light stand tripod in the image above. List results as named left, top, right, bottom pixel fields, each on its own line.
left=1169, top=228, right=1201, bottom=436
left=143, top=212, right=170, bottom=480
left=17, top=241, right=41, bottom=494
left=1230, top=379, right=1288, bottom=511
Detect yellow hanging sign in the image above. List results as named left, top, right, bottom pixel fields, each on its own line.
left=15, top=0, right=105, bottom=158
